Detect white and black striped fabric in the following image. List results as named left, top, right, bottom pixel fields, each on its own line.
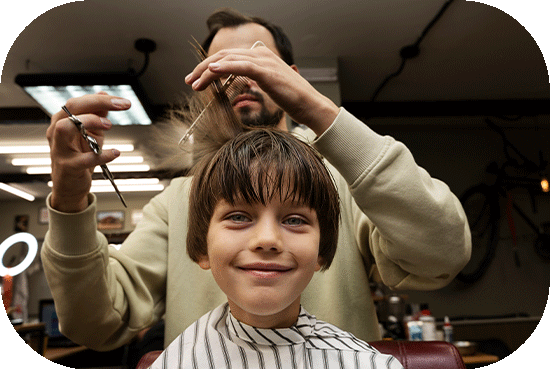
left=149, top=303, right=403, bottom=369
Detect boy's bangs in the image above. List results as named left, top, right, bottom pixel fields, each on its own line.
left=209, top=131, right=327, bottom=208
left=221, top=160, right=314, bottom=207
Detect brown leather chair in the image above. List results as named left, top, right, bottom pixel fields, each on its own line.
left=136, top=350, right=161, bottom=369
left=136, top=340, right=466, bottom=369
left=369, top=340, right=466, bottom=369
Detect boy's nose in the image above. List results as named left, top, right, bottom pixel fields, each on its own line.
left=249, top=219, right=283, bottom=253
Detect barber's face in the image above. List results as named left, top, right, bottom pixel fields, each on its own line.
left=207, top=23, right=285, bottom=128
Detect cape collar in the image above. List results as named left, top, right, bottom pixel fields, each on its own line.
left=226, top=305, right=317, bottom=346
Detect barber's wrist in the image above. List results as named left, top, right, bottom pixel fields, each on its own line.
left=302, top=94, right=340, bottom=137
left=50, top=191, right=90, bottom=213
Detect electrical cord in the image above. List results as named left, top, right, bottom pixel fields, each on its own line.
left=370, top=0, right=456, bottom=102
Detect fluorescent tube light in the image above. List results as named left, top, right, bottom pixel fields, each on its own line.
left=11, top=158, right=51, bottom=166
left=27, top=164, right=150, bottom=175
left=0, top=144, right=134, bottom=154
left=48, top=178, right=161, bottom=187
left=47, top=177, right=164, bottom=193
left=92, top=178, right=160, bottom=186
left=12, top=155, right=144, bottom=166
left=0, top=183, right=35, bottom=201
left=0, top=143, right=134, bottom=154
left=0, top=146, right=51, bottom=154
left=90, top=184, right=164, bottom=193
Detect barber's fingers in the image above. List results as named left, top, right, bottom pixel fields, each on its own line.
left=185, top=47, right=276, bottom=91
left=66, top=148, right=121, bottom=170
left=62, top=92, right=131, bottom=116
left=63, top=113, right=112, bottom=134
left=47, top=92, right=129, bottom=151
left=50, top=141, right=120, bottom=181
left=50, top=92, right=131, bottom=124
left=48, top=113, right=111, bottom=153
left=48, top=94, right=128, bottom=145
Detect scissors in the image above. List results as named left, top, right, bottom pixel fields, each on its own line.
left=62, top=106, right=128, bottom=208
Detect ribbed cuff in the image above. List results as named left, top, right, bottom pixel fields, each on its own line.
left=45, top=193, right=100, bottom=256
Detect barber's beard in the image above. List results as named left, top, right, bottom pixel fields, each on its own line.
left=239, top=106, right=284, bottom=128
left=235, top=90, right=284, bottom=128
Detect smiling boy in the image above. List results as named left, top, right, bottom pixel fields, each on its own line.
left=202, top=196, right=322, bottom=330
left=148, top=129, right=403, bottom=369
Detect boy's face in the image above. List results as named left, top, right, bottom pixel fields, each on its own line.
left=198, top=195, right=322, bottom=329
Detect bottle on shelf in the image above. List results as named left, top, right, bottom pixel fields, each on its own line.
left=443, top=316, right=454, bottom=343
left=419, top=304, right=437, bottom=341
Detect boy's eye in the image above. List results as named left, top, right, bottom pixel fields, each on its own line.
left=227, top=213, right=250, bottom=223
left=283, top=216, right=306, bottom=226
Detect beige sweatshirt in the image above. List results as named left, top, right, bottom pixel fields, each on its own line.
left=41, top=108, right=471, bottom=351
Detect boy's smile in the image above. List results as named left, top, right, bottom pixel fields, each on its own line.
left=199, top=196, right=322, bottom=329
left=238, top=262, right=293, bottom=278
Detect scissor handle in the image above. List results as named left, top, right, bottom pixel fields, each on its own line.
left=86, top=135, right=102, bottom=155
left=62, top=106, right=102, bottom=154
left=62, top=105, right=127, bottom=207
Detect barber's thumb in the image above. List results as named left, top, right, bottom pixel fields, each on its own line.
left=104, top=148, right=121, bottom=162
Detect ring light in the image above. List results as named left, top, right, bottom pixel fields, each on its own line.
left=0, top=233, right=38, bottom=277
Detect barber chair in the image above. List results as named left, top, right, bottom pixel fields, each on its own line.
left=369, top=340, right=466, bottom=369
left=136, top=340, right=466, bottom=369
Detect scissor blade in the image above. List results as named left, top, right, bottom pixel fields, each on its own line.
left=101, top=165, right=127, bottom=208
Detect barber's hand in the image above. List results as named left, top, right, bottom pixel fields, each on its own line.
left=184, top=45, right=339, bottom=136
left=46, top=92, right=131, bottom=213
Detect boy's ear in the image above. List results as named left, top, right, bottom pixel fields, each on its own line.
left=197, top=255, right=211, bottom=270
left=315, top=256, right=324, bottom=272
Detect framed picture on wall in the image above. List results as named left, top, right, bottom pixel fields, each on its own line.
left=14, top=215, right=29, bottom=232
left=38, top=206, right=49, bottom=225
left=97, top=210, right=125, bottom=231
left=131, top=209, right=144, bottom=226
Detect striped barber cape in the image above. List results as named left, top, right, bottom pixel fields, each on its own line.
left=149, top=303, right=403, bottom=369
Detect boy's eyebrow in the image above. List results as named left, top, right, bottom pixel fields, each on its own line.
left=220, top=197, right=316, bottom=212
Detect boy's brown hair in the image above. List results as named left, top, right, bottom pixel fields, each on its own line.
left=187, top=128, right=340, bottom=270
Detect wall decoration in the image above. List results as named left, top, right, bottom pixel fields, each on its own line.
left=97, top=210, right=125, bottom=230
left=14, top=215, right=29, bottom=232
left=38, top=207, right=49, bottom=225
left=131, top=209, right=144, bottom=226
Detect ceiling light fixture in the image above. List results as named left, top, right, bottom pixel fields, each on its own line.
left=48, top=177, right=166, bottom=193
left=0, top=143, right=134, bottom=154
left=15, top=38, right=158, bottom=126
left=0, top=183, right=35, bottom=201
left=90, top=184, right=164, bottom=193
left=27, top=164, right=150, bottom=175
left=0, top=145, right=51, bottom=154
left=15, top=73, right=153, bottom=125
left=12, top=155, right=144, bottom=166
left=48, top=178, right=161, bottom=188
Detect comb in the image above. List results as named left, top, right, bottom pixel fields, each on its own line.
left=178, top=41, right=266, bottom=149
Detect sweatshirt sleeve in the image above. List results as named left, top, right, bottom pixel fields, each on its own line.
left=41, top=186, right=172, bottom=351
left=313, top=108, right=471, bottom=290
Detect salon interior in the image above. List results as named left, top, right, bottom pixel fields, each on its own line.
left=1, top=1, right=549, bottom=368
